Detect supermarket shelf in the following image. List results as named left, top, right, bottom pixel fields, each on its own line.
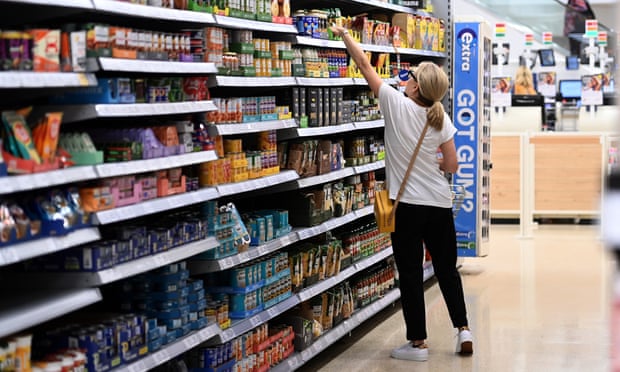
left=94, top=187, right=219, bottom=225
left=18, top=237, right=220, bottom=288
left=352, top=78, right=397, bottom=86
left=56, top=101, right=217, bottom=123
left=95, top=150, right=218, bottom=179
left=0, top=165, right=99, bottom=195
left=278, top=123, right=356, bottom=140
left=0, top=288, right=102, bottom=339
left=350, top=0, right=416, bottom=13
left=0, top=0, right=92, bottom=8
left=0, top=72, right=97, bottom=89
left=353, top=160, right=385, bottom=174
left=295, top=168, right=355, bottom=189
left=208, top=119, right=298, bottom=136
left=353, top=119, right=384, bottom=130
left=297, top=247, right=393, bottom=302
left=92, top=0, right=215, bottom=24
left=217, top=170, right=299, bottom=198
left=113, top=324, right=221, bottom=372
left=295, top=77, right=355, bottom=86
left=214, top=15, right=297, bottom=33
left=294, top=36, right=345, bottom=49
left=188, top=230, right=300, bottom=274
left=217, top=295, right=300, bottom=343
left=0, top=227, right=101, bottom=267
left=89, top=57, right=218, bottom=74
left=209, top=76, right=297, bottom=88
left=296, top=206, right=371, bottom=242
left=274, top=288, right=401, bottom=372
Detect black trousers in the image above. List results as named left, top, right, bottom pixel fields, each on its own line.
left=390, top=203, right=468, bottom=341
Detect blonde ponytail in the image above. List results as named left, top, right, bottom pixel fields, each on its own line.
left=415, top=62, right=449, bottom=131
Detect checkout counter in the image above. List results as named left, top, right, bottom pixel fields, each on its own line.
left=490, top=95, right=618, bottom=223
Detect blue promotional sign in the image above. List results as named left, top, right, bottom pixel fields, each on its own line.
left=452, top=22, right=480, bottom=257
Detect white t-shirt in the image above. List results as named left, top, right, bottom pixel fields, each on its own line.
left=379, top=82, right=456, bottom=208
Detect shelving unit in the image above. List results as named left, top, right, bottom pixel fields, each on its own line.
left=13, top=237, right=220, bottom=288
left=273, top=261, right=435, bottom=372
left=88, top=58, right=218, bottom=74
left=208, top=119, right=298, bottom=136
left=0, top=228, right=101, bottom=267
left=0, top=288, right=102, bottom=339
left=52, top=101, right=218, bottom=123
left=0, top=0, right=451, bottom=370
left=0, top=72, right=97, bottom=89
left=92, top=0, right=216, bottom=24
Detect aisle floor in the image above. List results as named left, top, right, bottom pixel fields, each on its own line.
left=298, top=224, right=613, bottom=372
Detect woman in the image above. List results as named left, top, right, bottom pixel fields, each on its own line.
left=330, top=25, right=472, bottom=362
left=514, top=65, right=537, bottom=95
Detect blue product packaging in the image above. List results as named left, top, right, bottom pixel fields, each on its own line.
left=189, top=298, right=207, bottom=312
left=165, top=330, right=178, bottom=344
left=147, top=327, right=160, bottom=343
left=148, top=337, right=163, bottom=353
left=189, top=279, right=204, bottom=291
left=187, top=289, right=205, bottom=303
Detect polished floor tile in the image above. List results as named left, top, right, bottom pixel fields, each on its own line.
left=298, top=224, right=613, bottom=372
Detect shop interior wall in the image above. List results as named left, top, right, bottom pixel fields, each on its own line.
left=455, top=0, right=617, bottom=85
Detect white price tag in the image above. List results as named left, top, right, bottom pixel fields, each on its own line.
left=199, top=326, right=216, bottom=341
left=288, top=357, right=299, bottom=369
left=152, top=349, right=170, bottom=365
left=245, top=123, right=253, bottom=130
left=3, top=248, right=20, bottom=265
left=249, top=315, right=261, bottom=328
left=222, top=257, right=234, bottom=269
left=128, top=360, right=147, bottom=372
left=222, top=328, right=236, bottom=340
left=267, top=307, right=278, bottom=318
left=183, top=334, right=200, bottom=349
left=279, top=235, right=291, bottom=247
left=257, top=246, right=267, bottom=256
left=301, top=349, right=312, bottom=361
left=0, top=72, right=13, bottom=87
left=153, top=255, right=167, bottom=268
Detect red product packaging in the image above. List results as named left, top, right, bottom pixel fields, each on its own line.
left=183, top=77, right=209, bottom=101
left=30, top=29, right=60, bottom=72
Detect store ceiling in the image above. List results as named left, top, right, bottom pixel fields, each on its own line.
left=470, top=0, right=615, bottom=53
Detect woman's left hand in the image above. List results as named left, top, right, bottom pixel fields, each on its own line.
left=330, top=25, right=347, bottom=38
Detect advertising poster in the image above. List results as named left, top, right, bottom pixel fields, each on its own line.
left=537, top=72, right=557, bottom=97
left=452, top=22, right=480, bottom=257
left=581, top=74, right=604, bottom=105
left=491, top=76, right=511, bottom=107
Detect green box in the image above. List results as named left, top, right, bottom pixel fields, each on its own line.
left=279, top=50, right=295, bottom=60
left=298, top=116, right=308, bottom=128
left=256, top=13, right=272, bottom=22
left=70, top=151, right=104, bottom=166
left=292, top=64, right=306, bottom=77
left=230, top=43, right=254, bottom=54
left=241, top=66, right=256, bottom=76
left=270, top=68, right=283, bottom=77
left=254, top=50, right=272, bottom=59
left=188, top=0, right=213, bottom=12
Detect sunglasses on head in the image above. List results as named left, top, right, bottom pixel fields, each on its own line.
left=408, top=70, right=417, bottom=82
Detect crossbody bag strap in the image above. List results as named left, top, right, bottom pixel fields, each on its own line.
left=391, top=121, right=430, bottom=215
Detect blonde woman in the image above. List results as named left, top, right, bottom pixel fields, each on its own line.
left=514, top=65, right=538, bottom=95
left=330, top=24, right=473, bottom=362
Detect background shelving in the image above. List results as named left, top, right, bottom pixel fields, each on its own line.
left=0, top=288, right=102, bottom=339
left=0, top=0, right=450, bottom=370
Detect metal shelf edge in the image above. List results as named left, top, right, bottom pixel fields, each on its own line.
left=96, top=57, right=218, bottom=74
left=92, top=0, right=215, bottom=23
left=94, top=187, right=219, bottom=225
left=0, top=288, right=102, bottom=339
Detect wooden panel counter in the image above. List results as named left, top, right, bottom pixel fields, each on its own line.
left=490, top=132, right=608, bottom=220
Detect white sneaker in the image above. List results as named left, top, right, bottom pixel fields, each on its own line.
left=456, top=329, right=473, bottom=355
left=391, top=342, right=429, bottom=361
